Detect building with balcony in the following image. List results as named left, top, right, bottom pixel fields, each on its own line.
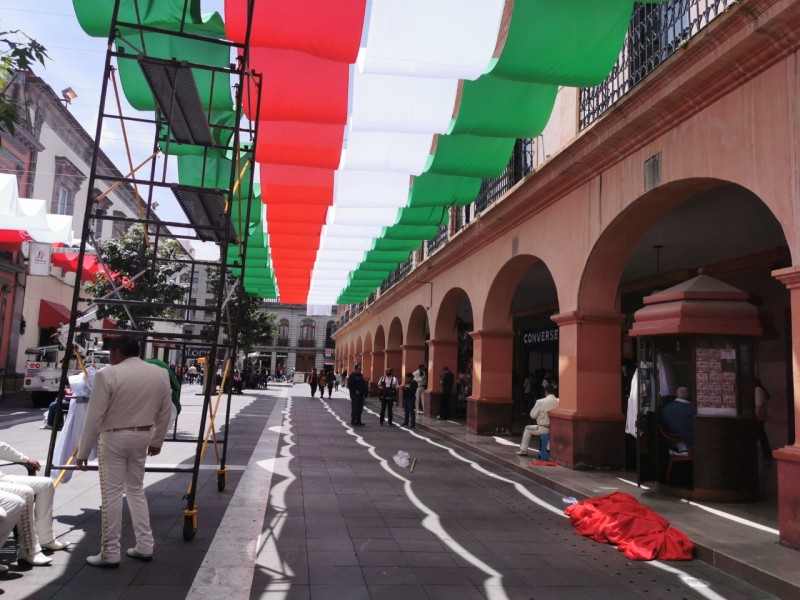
left=249, top=304, right=336, bottom=375
left=332, top=0, right=800, bottom=548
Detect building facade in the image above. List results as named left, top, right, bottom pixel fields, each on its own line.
left=249, top=303, right=336, bottom=376
left=0, top=70, right=185, bottom=377
left=332, top=0, right=800, bottom=548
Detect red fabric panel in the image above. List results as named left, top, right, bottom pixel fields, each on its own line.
left=267, top=204, right=329, bottom=224
left=267, top=222, right=324, bottom=236
left=261, top=164, right=334, bottom=204
left=0, top=229, right=32, bottom=251
left=256, top=121, right=345, bottom=169
left=245, top=48, right=349, bottom=123
left=270, top=247, right=317, bottom=262
left=225, top=0, right=366, bottom=62
left=38, top=299, right=72, bottom=329
left=564, top=492, right=694, bottom=561
left=269, top=234, right=323, bottom=250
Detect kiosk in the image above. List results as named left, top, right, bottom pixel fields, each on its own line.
left=629, top=274, right=762, bottom=502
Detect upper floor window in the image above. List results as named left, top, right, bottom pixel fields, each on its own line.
left=51, top=156, right=85, bottom=216
left=278, top=319, right=290, bottom=340
left=300, top=319, right=315, bottom=341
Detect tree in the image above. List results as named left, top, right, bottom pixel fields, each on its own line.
left=205, top=267, right=277, bottom=354
left=85, top=226, right=188, bottom=330
left=0, top=27, right=47, bottom=142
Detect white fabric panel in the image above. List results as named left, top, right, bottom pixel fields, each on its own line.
left=318, top=236, right=374, bottom=251
left=333, top=170, right=410, bottom=207
left=358, top=0, right=503, bottom=79
left=350, top=70, right=457, bottom=134
left=321, top=224, right=385, bottom=238
left=305, top=305, right=332, bottom=317
left=311, top=250, right=366, bottom=263
left=341, top=130, right=432, bottom=175
left=309, top=270, right=353, bottom=280
left=327, top=206, right=399, bottom=227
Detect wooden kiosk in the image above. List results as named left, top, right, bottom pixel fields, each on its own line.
left=629, top=274, right=763, bottom=502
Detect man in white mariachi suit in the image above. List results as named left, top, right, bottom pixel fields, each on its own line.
left=0, top=442, right=70, bottom=569
left=77, top=335, right=172, bottom=568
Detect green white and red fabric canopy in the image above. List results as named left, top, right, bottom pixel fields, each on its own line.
left=72, top=0, right=665, bottom=306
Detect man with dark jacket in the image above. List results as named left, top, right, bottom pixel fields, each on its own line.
left=438, top=366, right=455, bottom=420
left=347, top=363, right=368, bottom=426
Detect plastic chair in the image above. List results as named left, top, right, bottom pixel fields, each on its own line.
left=659, top=427, right=693, bottom=484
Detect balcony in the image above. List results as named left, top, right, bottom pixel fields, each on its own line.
left=579, top=0, right=733, bottom=130
left=277, top=337, right=289, bottom=347
left=297, top=339, right=316, bottom=348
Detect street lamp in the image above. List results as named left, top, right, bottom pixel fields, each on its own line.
left=61, top=87, right=78, bottom=105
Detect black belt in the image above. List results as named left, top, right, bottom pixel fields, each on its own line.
left=108, top=425, right=151, bottom=432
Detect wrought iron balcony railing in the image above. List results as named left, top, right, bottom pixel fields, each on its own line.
left=579, top=0, right=734, bottom=130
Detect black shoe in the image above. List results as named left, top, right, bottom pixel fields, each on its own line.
left=379, top=422, right=384, bottom=426
left=355, top=422, right=365, bottom=427
left=388, top=423, right=395, bottom=427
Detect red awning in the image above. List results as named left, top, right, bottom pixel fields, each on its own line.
left=50, top=244, right=115, bottom=283
left=38, top=299, right=72, bottom=329
left=102, top=318, right=118, bottom=330
left=0, top=229, right=32, bottom=252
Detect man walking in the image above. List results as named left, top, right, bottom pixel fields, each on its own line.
left=76, top=335, right=173, bottom=568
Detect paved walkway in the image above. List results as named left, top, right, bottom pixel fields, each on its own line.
left=0, top=385, right=795, bottom=599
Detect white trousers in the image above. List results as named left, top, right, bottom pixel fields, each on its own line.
left=520, top=425, right=548, bottom=453
left=97, top=430, right=154, bottom=561
left=415, top=386, right=425, bottom=411
left=0, top=490, right=25, bottom=555
left=0, top=474, right=56, bottom=558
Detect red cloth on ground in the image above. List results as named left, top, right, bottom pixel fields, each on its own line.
left=528, top=460, right=559, bottom=466
left=564, top=492, right=694, bottom=561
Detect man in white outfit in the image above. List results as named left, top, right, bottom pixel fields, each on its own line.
left=0, top=442, right=70, bottom=568
left=412, top=364, right=427, bottom=414
left=515, top=384, right=559, bottom=459
left=77, top=335, right=173, bottom=568
left=0, top=491, right=24, bottom=573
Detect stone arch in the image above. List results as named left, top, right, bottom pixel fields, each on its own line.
left=386, top=317, right=404, bottom=377
left=482, top=255, right=557, bottom=331
left=579, top=178, right=792, bottom=313
left=405, top=304, right=431, bottom=376
left=433, top=287, right=472, bottom=342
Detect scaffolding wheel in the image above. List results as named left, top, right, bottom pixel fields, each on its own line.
left=217, top=468, right=228, bottom=492
left=183, top=509, right=198, bottom=541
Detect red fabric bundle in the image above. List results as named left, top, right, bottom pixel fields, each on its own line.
left=564, top=492, right=694, bottom=560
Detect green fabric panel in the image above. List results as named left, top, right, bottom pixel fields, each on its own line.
left=382, top=224, right=441, bottom=241
left=72, top=0, right=203, bottom=37
left=426, top=135, right=516, bottom=178
left=492, top=0, right=634, bottom=86
left=158, top=109, right=237, bottom=156
left=395, top=206, right=447, bottom=227
left=371, top=238, right=422, bottom=252
left=449, top=76, right=557, bottom=137
left=115, top=24, right=232, bottom=112
left=408, top=173, right=482, bottom=208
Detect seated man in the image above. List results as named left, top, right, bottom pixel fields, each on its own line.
left=0, top=491, right=24, bottom=573
left=0, top=442, right=70, bottom=567
left=516, top=384, right=559, bottom=459
left=659, top=386, right=693, bottom=454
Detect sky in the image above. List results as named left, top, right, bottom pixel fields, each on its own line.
left=1, top=0, right=226, bottom=260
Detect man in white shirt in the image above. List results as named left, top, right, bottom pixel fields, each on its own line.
left=76, top=335, right=173, bottom=568
left=378, top=367, right=399, bottom=426
left=0, top=442, right=69, bottom=568
left=516, top=384, right=559, bottom=459
left=412, top=364, right=427, bottom=414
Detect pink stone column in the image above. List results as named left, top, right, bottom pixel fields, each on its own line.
left=549, top=311, right=625, bottom=469
left=771, top=266, right=800, bottom=549
left=425, top=339, right=457, bottom=418
left=468, top=330, right=514, bottom=434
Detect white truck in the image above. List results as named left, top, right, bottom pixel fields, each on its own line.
left=23, top=305, right=109, bottom=406
left=23, top=345, right=109, bottom=407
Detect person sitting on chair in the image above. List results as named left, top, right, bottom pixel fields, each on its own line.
left=515, top=384, right=559, bottom=459
left=659, top=386, right=693, bottom=454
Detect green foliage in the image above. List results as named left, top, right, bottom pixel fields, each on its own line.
left=205, top=266, right=277, bottom=353
left=85, top=227, right=188, bottom=330
left=0, top=27, right=48, bottom=140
